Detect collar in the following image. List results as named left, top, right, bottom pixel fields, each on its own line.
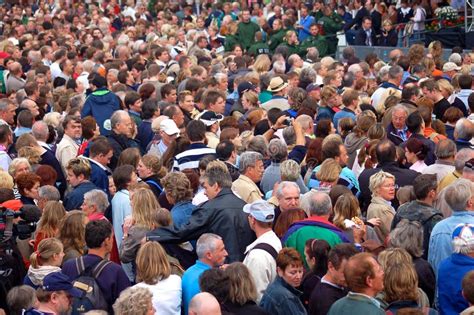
left=452, top=211, right=474, bottom=216
left=83, top=156, right=107, bottom=171
left=195, top=260, right=212, bottom=269
left=348, top=292, right=381, bottom=308
left=276, top=276, right=303, bottom=297
left=321, top=276, right=345, bottom=290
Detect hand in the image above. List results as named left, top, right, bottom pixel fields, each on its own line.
left=367, top=218, right=382, bottom=226
left=123, top=216, right=133, bottom=235
left=273, top=115, right=289, bottom=130
left=353, top=222, right=367, bottom=243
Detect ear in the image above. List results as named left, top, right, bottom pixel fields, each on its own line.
left=365, top=275, right=374, bottom=288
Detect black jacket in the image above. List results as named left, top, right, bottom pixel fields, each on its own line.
left=358, top=161, right=419, bottom=212
left=106, top=132, right=143, bottom=170
left=147, top=188, right=255, bottom=262
left=343, top=7, right=369, bottom=31
left=378, top=29, right=397, bottom=46
left=371, top=10, right=382, bottom=35
left=354, top=28, right=376, bottom=46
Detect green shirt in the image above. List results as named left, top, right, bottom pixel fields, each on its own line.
left=237, top=21, right=260, bottom=50
left=300, top=34, right=329, bottom=57
left=248, top=42, right=270, bottom=57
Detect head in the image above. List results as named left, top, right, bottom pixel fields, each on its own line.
left=16, top=172, right=41, bottom=199
left=136, top=241, right=171, bottom=285
left=276, top=181, right=301, bottom=211
left=300, top=190, right=332, bottom=218
left=62, top=115, right=82, bottom=140
left=224, top=262, right=257, bottom=306
left=445, top=179, right=474, bottom=211
left=81, top=189, right=109, bottom=216
left=112, top=286, right=155, bottom=315
left=333, top=193, right=361, bottom=230
left=89, top=137, right=114, bottom=166
left=37, top=185, right=60, bottom=210
left=58, top=211, right=87, bottom=256
left=111, top=110, right=133, bottom=137
left=369, top=171, right=396, bottom=200
left=276, top=248, right=304, bottom=288
left=6, top=285, right=37, bottom=315
left=304, top=239, right=330, bottom=275
left=66, top=158, right=91, bottom=187
left=389, top=219, right=424, bottom=258
left=196, top=233, right=228, bottom=267
left=391, top=105, right=408, bottom=130
left=162, top=172, right=193, bottom=204
left=188, top=292, right=221, bottom=315
left=344, top=253, right=384, bottom=296
left=85, top=219, right=114, bottom=253
left=113, top=165, right=138, bottom=191
left=201, top=161, right=232, bottom=199
left=326, top=244, right=359, bottom=287
left=29, top=237, right=64, bottom=269
left=239, top=151, right=264, bottom=182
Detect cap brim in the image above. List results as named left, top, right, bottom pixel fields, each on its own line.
left=243, top=204, right=252, bottom=214
left=164, top=129, right=180, bottom=136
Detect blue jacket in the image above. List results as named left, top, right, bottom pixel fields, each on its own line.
left=171, top=201, right=196, bottom=229
left=298, top=15, right=315, bottom=42
left=333, top=107, right=356, bottom=130
left=316, top=106, right=336, bottom=122
left=182, top=260, right=212, bottom=315
left=136, top=120, right=153, bottom=152
left=64, top=181, right=98, bottom=211
left=89, top=159, right=111, bottom=195
left=437, top=253, right=474, bottom=314
left=81, top=88, right=120, bottom=135
left=260, top=276, right=307, bottom=315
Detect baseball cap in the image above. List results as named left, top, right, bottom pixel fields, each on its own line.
left=442, top=62, right=461, bottom=72
left=199, top=111, right=224, bottom=127
left=160, top=119, right=180, bottom=136
left=243, top=200, right=275, bottom=223
left=306, top=83, right=322, bottom=93
left=238, top=81, right=256, bottom=96
left=452, top=223, right=474, bottom=247
left=42, top=272, right=82, bottom=297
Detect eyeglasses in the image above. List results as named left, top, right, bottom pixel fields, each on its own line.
left=381, top=184, right=399, bottom=189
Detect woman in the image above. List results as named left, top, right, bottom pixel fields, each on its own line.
left=137, top=99, right=160, bottom=151
left=316, top=86, right=342, bottom=122
left=443, top=107, right=464, bottom=141
left=223, top=263, right=268, bottom=314
left=113, top=286, right=156, bottom=315
left=162, top=172, right=196, bottom=229
left=352, top=123, right=385, bottom=178
left=405, top=137, right=428, bottom=172
left=16, top=173, right=41, bottom=205
left=58, top=210, right=88, bottom=265
left=260, top=248, right=307, bottom=315
left=301, top=239, right=330, bottom=308
left=24, top=238, right=64, bottom=289
left=133, top=242, right=181, bottom=315
left=281, top=31, right=299, bottom=56
left=286, top=88, right=307, bottom=118
left=242, top=90, right=260, bottom=113
left=344, top=114, right=377, bottom=169
left=33, top=201, right=66, bottom=251
left=367, top=171, right=396, bottom=241
left=117, top=147, right=141, bottom=169
left=273, top=208, right=307, bottom=239
left=137, top=154, right=167, bottom=200
left=312, top=158, right=341, bottom=193
left=378, top=20, right=397, bottom=46
left=78, top=116, right=100, bottom=156
left=302, top=138, right=323, bottom=186
left=389, top=220, right=436, bottom=305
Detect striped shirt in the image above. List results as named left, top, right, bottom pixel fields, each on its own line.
left=173, top=143, right=216, bottom=171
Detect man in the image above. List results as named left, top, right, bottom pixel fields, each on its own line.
left=86, top=137, right=113, bottom=194
left=247, top=32, right=270, bottom=57
left=0, top=99, right=17, bottom=127
left=261, top=76, right=290, bottom=111
left=297, top=4, right=315, bottom=42
left=216, top=140, right=239, bottom=181
left=391, top=174, right=443, bottom=258
left=453, top=74, right=473, bottom=115
left=422, top=139, right=456, bottom=182
left=6, top=62, right=25, bottom=93
left=454, top=118, right=474, bottom=151
left=429, top=179, right=474, bottom=276
left=182, top=233, right=228, bottom=315
left=237, top=10, right=260, bottom=51
left=147, top=161, right=255, bottom=262
left=366, top=0, right=382, bottom=36
left=309, top=244, right=359, bottom=315
left=232, top=151, right=264, bottom=203
left=62, top=220, right=130, bottom=310
left=56, top=115, right=82, bottom=173
left=439, top=149, right=474, bottom=192
left=57, top=59, right=74, bottom=81
left=106, top=110, right=142, bottom=170
left=28, top=272, right=82, bottom=315
left=438, top=224, right=474, bottom=314
left=200, top=111, right=223, bottom=149
left=273, top=182, right=301, bottom=224
left=158, top=83, right=178, bottom=110
left=402, top=111, right=436, bottom=165
left=359, top=140, right=419, bottom=211
left=386, top=105, right=410, bottom=146
left=243, top=200, right=282, bottom=302
left=64, top=158, right=98, bottom=211
left=173, top=120, right=215, bottom=171
left=154, top=118, right=180, bottom=157
left=178, top=90, right=200, bottom=125
left=14, top=110, right=34, bottom=137
left=283, top=191, right=349, bottom=269
left=371, top=65, right=402, bottom=113
left=203, top=90, right=226, bottom=115
left=37, top=185, right=60, bottom=211
left=300, top=24, right=328, bottom=58
left=268, top=5, right=283, bottom=29
left=0, top=124, right=12, bottom=171
left=442, top=61, right=460, bottom=81
left=32, top=121, right=52, bottom=151
left=188, top=292, right=222, bottom=315
left=124, top=91, right=142, bottom=127
left=163, top=105, right=185, bottom=130
left=343, top=0, right=370, bottom=44
left=328, top=253, right=385, bottom=314
left=333, top=88, right=358, bottom=130
left=354, top=17, right=375, bottom=46
left=382, top=84, right=420, bottom=128
left=19, top=99, right=40, bottom=119
left=420, top=79, right=451, bottom=120
left=81, top=74, right=121, bottom=135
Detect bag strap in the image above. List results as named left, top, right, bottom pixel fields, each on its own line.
left=75, top=256, right=86, bottom=275
left=92, top=260, right=112, bottom=278
left=250, top=243, right=278, bottom=260
left=145, top=179, right=163, bottom=192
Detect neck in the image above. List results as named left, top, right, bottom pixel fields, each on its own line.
left=87, top=248, right=107, bottom=258
left=322, top=272, right=337, bottom=285
left=255, top=226, right=271, bottom=238
left=388, top=79, right=399, bottom=86
left=434, top=93, right=443, bottom=102
left=356, top=288, right=377, bottom=298
left=199, top=258, right=214, bottom=267
left=418, top=198, right=433, bottom=206
left=37, top=303, right=58, bottom=314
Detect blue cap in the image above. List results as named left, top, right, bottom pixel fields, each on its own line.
left=243, top=200, right=275, bottom=222
left=452, top=223, right=474, bottom=246
left=42, top=272, right=83, bottom=297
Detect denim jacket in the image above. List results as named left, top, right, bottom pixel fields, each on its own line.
left=260, top=276, right=308, bottom=315
left=171, top=201, right=196, bottom=229
left=428, top=211, right=474, bottom=276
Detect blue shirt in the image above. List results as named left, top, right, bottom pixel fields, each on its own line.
left=182, top=260, right=211, bottom=315
left=428, top=211, right=474, bottom=276
left=333, top=108, right=356, bottom=131
left=298, top=15, right=315, bottom=42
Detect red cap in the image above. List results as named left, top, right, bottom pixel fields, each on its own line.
left=0, top=51, right=10, bottom=59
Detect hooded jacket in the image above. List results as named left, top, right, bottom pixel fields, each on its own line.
left=81, top=88, right=121, bottom=135
left=24, top=265, right=61, bottom=288
left=344, top=133, right=368, bottom=169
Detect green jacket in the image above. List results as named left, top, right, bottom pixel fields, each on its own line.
left=248, top=42, right=270, bottom=57
left=268, top=29, right=286, bottom=52
left=237, top=21, right=260, bottom=50
left=279, top=43, right=300, bottom=57
left=328, top=293, right=385, bottom=315
left=300, top=34, right=329, bottom=57
left=318, top=13, right=343, bottom=37
left=224, top=34, right=239, bottom=52
left=311, top=10, right=324, bottom=22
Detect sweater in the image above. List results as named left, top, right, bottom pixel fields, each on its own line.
left=328, top=292, right=385, bottom=315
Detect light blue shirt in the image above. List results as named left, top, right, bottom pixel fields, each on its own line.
left=428, top=211, right=474, bottom=277
left=182, top=260, right=211, bottom=315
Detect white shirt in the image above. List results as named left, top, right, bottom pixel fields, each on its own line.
left=409, top=160, right=427, bottom=173
left=243, top=230, right=282, bottom=303
left=56, top=134, right=79, bottom=173
left=134, top=275, right=182, bottom=315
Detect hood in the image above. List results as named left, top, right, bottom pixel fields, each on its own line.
left=88, top=89, right=118, bottom=106
left=344, top=133, right=368, bottom=154
left=27, top=265, right=62, bottom=286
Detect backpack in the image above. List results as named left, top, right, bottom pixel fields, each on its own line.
left=249, top=243, right=279, bottom=260
left=71, top=257, right=112, bottom=314
left=0, top=241, right=26, bottom=310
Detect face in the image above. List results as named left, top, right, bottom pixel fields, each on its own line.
left=273, top=20, right=281, bottom=31
left=160, top=131, right=178, bottom=146
left=108, top=177, right=116, bottom=196
left=67, top=170, right=83, bottom=187
left=166, top=89, right=177, bottom=103
left=278, top=264, right=304, bottom=288
left=25, top=181, right=40, bottom=199
left=248, top=160, right=264, bottom=182
left=54, top=290, right=73, bottom=313
left=368, top=258, right=384, bottom=293
left=278, top=186, right=300, bottom=211
left=116, top=115, right=133, bottom=137
left=392, top=110, right=407, bottom=130
left=310, top=25, right=319, bottom=36
left=15, top=163, right=30, bottom=179
left=208, top=239, right=228, bottom=266
left=376, top=178, right=396, bottom=201
left=242, top=11, right=250, bottom=22
left=211, top=97, right=226, bottom=114
left=1, top=104, right=16, bottom=125
left=81, top=200, right=95, bottom=216
left=203, top=179, right=220, bottom=200
left=96, top=150, right=113, bottom=166
left=233, top=46, right=243, bottom=57
left=65, top=120, right=82, bottom=140
left=338, top=144, right=349, bottom=167
left=137, top=160, right=152, bottom=178
left=329, top=259, right=349, bottom=287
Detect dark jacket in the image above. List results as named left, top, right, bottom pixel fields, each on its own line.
left=136, top=120, right=153, bottom=152
left=387, top=123, right=411, bottom=146
left=343, top=7, right=369, bottom=31
left=371, top=10, right=382, bottom=35
left=413, top=257, right=436, bottom=306
left=64, top=181, right=98, bottom=211
left=358, top=161, right=419, bottom=212
left=147, top=188, right=255, bottom=262
left=354, top=28, right=376, bottom=46
left=40, top=148, right=66, bottom=196
left=386, top=300, right=437, bottom=315
left=309, top=281, right=348, bottom=315
left=455, top=139, right=474, bottom=151
left=222, top=301, right=269, bottom=315
left=260, top=276, right=307, bottom=315
left=106, top=132, right=142, bottom=170
left=378, top=29, right=397, bottom=46
left=89, top=159, right=110, bottom=195
left=142, top=174, right=163, bottom=201
left=81, top=88, right=121, bottom=135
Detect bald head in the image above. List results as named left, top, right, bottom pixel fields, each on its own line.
left=188, top=293, right=221, bottom=315
left=32, top=121, right=49, bottom=142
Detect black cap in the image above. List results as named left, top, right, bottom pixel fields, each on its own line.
left=237, top=81, right=256, bottom=97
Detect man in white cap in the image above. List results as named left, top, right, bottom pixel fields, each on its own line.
left=243, top=199, right=282, bottom=302
left=199, top=111, right=224, bottom=149
left=154, top=118, right=180, bottom=157
left=442, top=62, right=460, bottom=81
left=261, top=76, right=289, bottom=111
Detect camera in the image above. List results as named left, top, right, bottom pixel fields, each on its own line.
left=284, top=118, right=292, bottom=126
left=0, top=205, right=41, bottom=242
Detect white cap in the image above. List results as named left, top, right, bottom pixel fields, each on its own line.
left=159, top=119, right=180, bottom=136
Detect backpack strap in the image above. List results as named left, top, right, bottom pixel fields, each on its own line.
left=145, top=179, right=163, bottom=192
left=250, top=243, right=278, bottom=260
left=92, top=260, right=112, bottom=278
left=75, top=256, right=86, bottom=275
left=420, top=212, right=443, bottom=226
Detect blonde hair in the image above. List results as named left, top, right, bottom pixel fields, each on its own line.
left=29, top=238, right=63, bottom=268
left=0, top=170, right=14, bottom=189
left=369, top=171, right=395, bottom=196
left=226, top=262, right=258, bottom=305
left=37, top=201, right=66, bottom=239
left=132, top=188, right=161, bottom=229
left=320, top=85, right=337, bottom=103
left=253, top=55, right=271, bottom=74
left=437, top=79, right=454, bottom=97
left=378, top=247, right=412, bottom=271
left=8, top=158, right=31, bottom=177
left=384, top=263, right=419, bottom=303
left=242, top=90, right=259, bottom=107
left=18, top=146, right=42, bottom=165
left=141, top=154, right=166, bottom=178
left=280, top=159, right=301, bottom=182
left=316, top=158, right=341, bottom=183
left=333, top=194, right=361, bottom=230
left=113, top=286, right=153, bottom=315
left=136, top=242, right=171, bottom=284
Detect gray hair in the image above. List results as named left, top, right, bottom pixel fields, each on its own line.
left=247, top=135, right=268, bottom=157
left=280, top=160, right=300, bottom=181
left=455, top=118, right=474, bottom=141
left=0, top=99, right=14, bottom=112
left=7, top=285, right=37, bottom=314
left=445, top=179, right=474, bottom=211
left=435, top=139, right=457, bottom=159
left=214, top=72, right=227, bottom=83
left=369, top=171, right=395, bottom=196
left=388, top=65, right=403, bottom=79
left=389, top=219, right=424, bottom=258
left=202, top=160, right=232, bottom=189
left=282, top=126, right=296, bottom=146
left=110, top=110, right=129, bottom=130
left=82, top=60, right=94, bottom=73
left=196, top=233, right=222, bottom=259
left=377, top=65, right=391, bottom=81
left=300, top=190, right=332, bottom=216
left=306, top=48, right=319, bottom=63
left=276, top=181, right=300, bottom=199
left=31, top=121, right=49, bottom=141
left=392, top=104, right=408, bottom=116
left=268, top=139, right=287, bottom=162
left=38, top=185, right=60, bottom=201
left=84, top=189, right=110, bottom=213
left=8, top=158, right=31, bottom=177
left=455, top=149, right=474, bottom=172
left=273, top=60, right=286, bottom=74
left=348, top=63, right=362, bottom=75
left=300, top=67, right=317, bottom=84
left=239, top=151, right=263, bottom=173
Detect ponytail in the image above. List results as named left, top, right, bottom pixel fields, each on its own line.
left=29, top=238, right=63, bottom=268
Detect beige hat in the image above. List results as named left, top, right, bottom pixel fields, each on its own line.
left=443, top=62, right=461, bottom=72
left=267, top=76, right=288, bottom=93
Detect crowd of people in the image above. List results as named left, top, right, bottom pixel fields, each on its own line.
left=0, top=0, right=473, bottom=314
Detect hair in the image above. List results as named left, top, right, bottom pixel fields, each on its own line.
left=274, top=208, right=307, bottom=238
left=29, top=237, right=63, bottom=268
left=301, top=190, right=332, bottom=217
left=384, top=262, right=419, bottom=303
left=83, top=189, right=109, bottom=213
left=141, top=154, right=166, bottom=177
left=85, top=219, right=113, bottom=249
left=161, top=172, right=193, bottom=203
left=305, top=239, right=330, bottom=276
left=117, top=147, right=141, bottom=168
left=0, top=170, right=14, bottom=190
left=225, top=262, right=257, bottom=305
left=344, top=253, right=377, bottom=292
left=316, top=158, right=341, bottom=183
left=321, top=138, right=342, bottom=160
left=38, top=185, right=60, bottom=202
left=198, top=268, right=231, bottom=304
left=16, top=173, right=41, bottom=196
left=369, top=171, right=395, bottom=196
left=405, top=137, right=428, bottom=161
left=9, top=158, right=32, bottom=178
left=445, top=179, right=474, bottom=211
left=462, top=270, right=474, bottom=305
left=239, top=151, right=263, bottom=174
left=196, top=233, right=222, bottom=259
left=89, top=137, right=113, bottom=157
left=6, top=285, right=37, bottom=315
left=35, top=165, right=58, bottom=187
left=136, top=241, right=171, bottom=285
left=328, top=244, right=359, bottom=270
left=66, top=158, right=91, bottom=179
left=113, top=165, right=136, bottom=191
left=186, top=120, right=206, bottom=142
left=37, top=201, right=66, bottom=239
left=280, top=160, right=301, bottom=182
left=202, top=160, right=232, bottom=189
left=58, top=210, right=87, bottom=257
left=113, top=286, right=153, bottom=315
left=277, top=247, right=303, bottom=271
left=389, top=219, right=424, bottom=258
left=333, top=194, right=361, bottom=230
left=132, top=188, right=161, bottom=230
